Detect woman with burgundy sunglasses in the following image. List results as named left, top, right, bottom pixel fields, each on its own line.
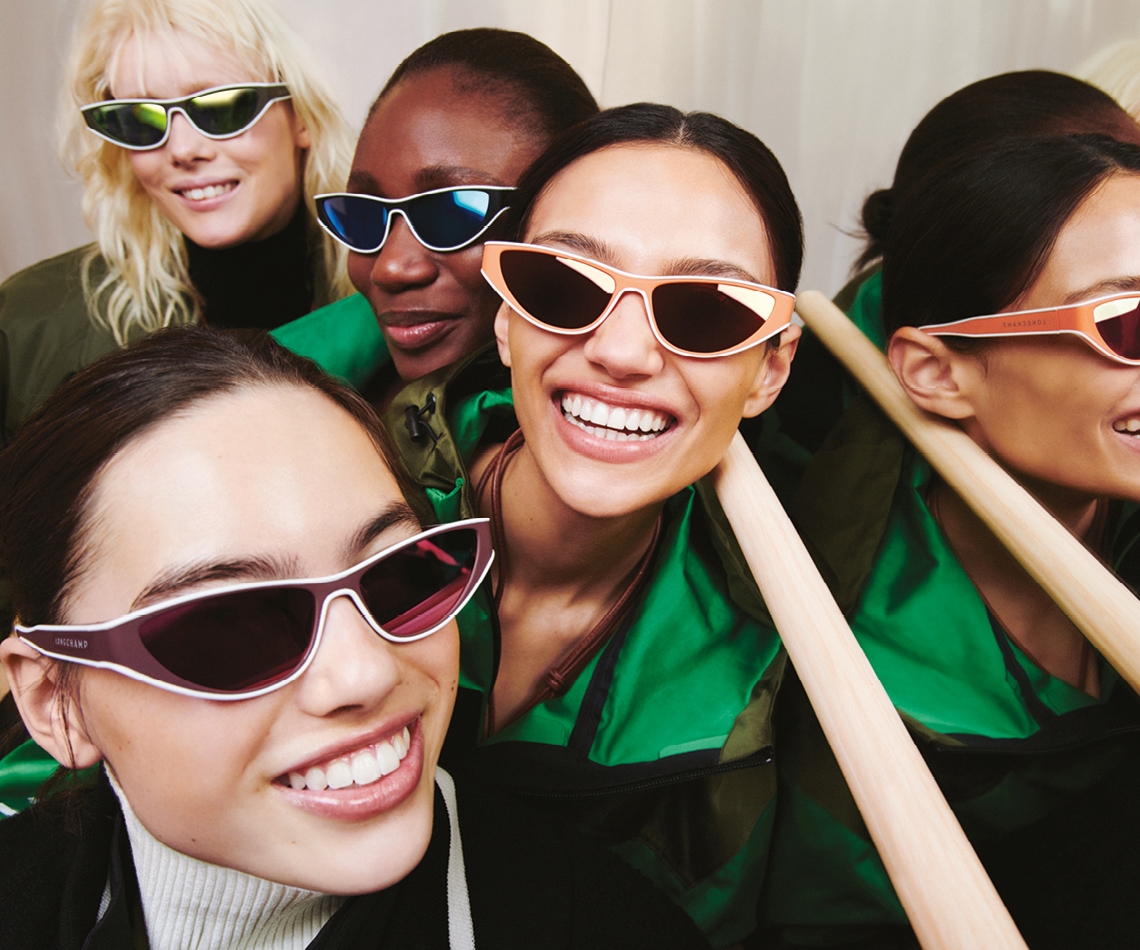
left=351, top=103, right=803, bottom=948
left=766, top=135, right=1140, bottom=948
left=0, top=327, right=708, bottom=950
left=0, top=0, right=354, bottom=450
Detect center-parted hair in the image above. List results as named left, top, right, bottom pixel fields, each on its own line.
left=881, top=133, right=1140, bottom=335
left=504, top=102, right=804, bottom=293
left=0, top=327, right=421, bottom=629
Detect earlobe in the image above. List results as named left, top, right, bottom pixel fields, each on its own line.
left=887, top=327, right=977, bottom=421
left=494, top=304, right=512, bottom=368
left=741, top=324, right=800, bottom=418
left=0, top=637, right=102, bottom=769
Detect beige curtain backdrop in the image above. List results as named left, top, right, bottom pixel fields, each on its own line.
left=2, top=0, right=1139, bottom=295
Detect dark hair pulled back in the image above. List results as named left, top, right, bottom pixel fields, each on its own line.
left=881, top=133, right=1140, bottom=335
left=0, top=327, right=420, bottom=629
left=373, top=28, right=598, bottom=140
left=505, top=102, right=804, bottom=292
left=858, top=70, right=1140, bottom=271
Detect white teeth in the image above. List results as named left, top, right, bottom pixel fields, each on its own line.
left=376, top=742, right=400, bottom=776
left=326, top=760, right=353, bottom=789
left=350, top=750, right=382, bottom=786
left=1113, top=418, right=1140, bottom=434
left=560, top=392, right=671, bottom=440
left=286, top=728, right=413, bottom=792
left=180, top=182, right=235, bottom=201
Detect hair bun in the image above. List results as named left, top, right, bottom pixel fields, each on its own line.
left=861, top=188, right=894, bottom=245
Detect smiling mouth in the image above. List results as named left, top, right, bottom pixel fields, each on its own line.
left=559, top=392, right=674, bottom=442
left=282, top=725, right=412, bottom=792
left=176, top=181, right=237, bottom=202
left=1113, top=418, right=1140, bottom=435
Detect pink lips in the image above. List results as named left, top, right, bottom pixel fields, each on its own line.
left=275, top=720, right=426, bottom=822
left=380, top=313, right=460, bottom=351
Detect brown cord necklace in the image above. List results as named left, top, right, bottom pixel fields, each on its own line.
left=474, top=428, right=662, bottom=734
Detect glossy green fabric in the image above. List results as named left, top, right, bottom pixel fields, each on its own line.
left=270, top=291, right=388, bottom=386
left=765, top=393, right=1140, bottom=945
left=379, top=355, right=785, bottom=947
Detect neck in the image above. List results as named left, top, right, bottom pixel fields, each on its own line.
left=931, top=479, right=1102, bottom=695
left=184, top=199, right=313, bottom=331
left=492, top=441, right=662, bottom=596
left=107, top=770, right=344, bottom=950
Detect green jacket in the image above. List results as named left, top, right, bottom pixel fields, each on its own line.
left=761, top=396, right=1140, bottom=946
left=375, top=352, right=785, bottom=947
left=0, top=246, right=123, bottom=447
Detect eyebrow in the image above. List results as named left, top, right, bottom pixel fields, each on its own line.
left=1063, top=276, right=1140, bottom=305
left=344, top=502, right=422, bottom=560
left=527, top=231, right=762, bottom=283
left=131, top=554, right=299, bottom=611
left=130, top=503, right=421, bottom=611
left=347, top=166, right=505, bottom=197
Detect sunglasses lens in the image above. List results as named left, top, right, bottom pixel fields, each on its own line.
left=85, top=101, right=168, bottom=147
left=1097, top=299, right=1140, bottom=360
left=318, top=195, right=390, bottom=252
left=652, top=283, right=770, bottom=354
left=409, top=189, right=499, bottom=249
left=499, top=249, right=611, bottom=330
left=186, top=86, right=263, bottom=136
left=139, top=588, right=315, bottom=692
left=361, top=527, right=480, bottom=640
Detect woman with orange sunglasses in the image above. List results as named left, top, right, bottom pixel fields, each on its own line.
left=766, top=134, right=1140, bottom=949
left=375, top=103, right=802, bottom=947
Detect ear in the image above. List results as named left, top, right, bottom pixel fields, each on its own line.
left=493, top=303, right=512, bottom=368
left=741, top=324, right=800, bottom=418
left=0, top=637, right=103, bottom=769
left=292, top=107, right=311, bottom=150
left=887, top=327, right=980, bottom=421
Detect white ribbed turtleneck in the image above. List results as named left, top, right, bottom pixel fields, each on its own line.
left=107, top=772, right=345, bottom=950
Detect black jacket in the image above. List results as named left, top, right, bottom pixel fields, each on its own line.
left=0, top=772, right=709, bottom=949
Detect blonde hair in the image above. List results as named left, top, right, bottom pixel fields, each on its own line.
left=61, top=0, right=354, bottom=344
left=1078, top=38, right=1140, bottom=123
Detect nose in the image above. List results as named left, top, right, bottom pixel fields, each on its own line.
left=293, top=593, right=401, bottom=717
left=582, top=289, right=666, bottom=379
left=164, top=109, right=215, bottom=165
left=368, top=213, right=437, bottom=293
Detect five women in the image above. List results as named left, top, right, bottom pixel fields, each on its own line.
left=3, top=5, right=1140, bottom=947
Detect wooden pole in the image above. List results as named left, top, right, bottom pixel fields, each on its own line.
left=713, top=433, right=1026, bottom=950
left=795, top=289, right=1140, bottom=694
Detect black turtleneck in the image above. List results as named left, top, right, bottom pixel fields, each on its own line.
left=185, top=202, right=313, bottom=331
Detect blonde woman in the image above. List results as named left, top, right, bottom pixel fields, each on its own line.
left=0, top=0, right=353, bottom=446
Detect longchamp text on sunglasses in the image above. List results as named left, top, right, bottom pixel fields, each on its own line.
left=480, top=242, right=796, bottom=359
left=921, top=291, right=1140, bottom=365
left=315, top=187, right=514, bottom=254
left=17, top=519, right=493, bottom=701
left=80, top=83, right=291, bottom=150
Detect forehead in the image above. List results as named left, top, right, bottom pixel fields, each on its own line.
left=79, top=387, right=403, bottom=605
left=109, top=28, right=262, bottom=99
left=352, top=67, right=542, bottom=195
left=524, top=144, right=774, bottom=281
left=1019, top=171, right=1140, bottom=308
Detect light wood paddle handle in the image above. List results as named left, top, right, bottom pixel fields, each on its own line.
left=795, top=289, right=1140, bottom=693
left=713, top=432, right=1026, bottom=949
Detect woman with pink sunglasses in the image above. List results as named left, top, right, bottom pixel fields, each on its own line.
left=766, top=134, right=1140, bottom=948
left=0, top=327, right=707, bottom=949
left=372, top=103, right=803, bottom=947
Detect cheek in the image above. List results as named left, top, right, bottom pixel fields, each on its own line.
left=446, top=246, right=492, bottom=294
left=348, top=252, right=376, bottom=294
left=128, top=151, right=165, bottom=193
